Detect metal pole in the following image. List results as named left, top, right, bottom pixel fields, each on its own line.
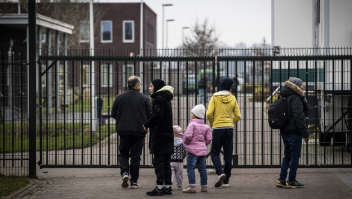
left=162, top=5, right=164, bottom=51
left=28, top=0, right=37, bottom=178
left=140, top=0, right=143, bottom=91
left=90, top=0, right=96, bottom=133
left=162, top=6, right=164, bottom=80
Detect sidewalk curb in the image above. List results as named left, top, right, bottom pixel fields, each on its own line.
left=6, top=178, right=54, bottom=199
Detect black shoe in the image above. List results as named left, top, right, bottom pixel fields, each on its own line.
left=163, top=187, right=172, bottom=195
left=130, top=181, right=140, bottom=189
left=286, top=181, right=304, bottom=189
left=146, top=187, right=164, bottom=196
left=121, top=172, right=129, bottom=188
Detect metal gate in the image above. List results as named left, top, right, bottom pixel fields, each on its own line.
left=2, top=48, right=351, bottom=174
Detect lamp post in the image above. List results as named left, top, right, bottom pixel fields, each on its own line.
left=162, top=4, right=173, bottom=50
left=161, top=4, right=173, bottom=81
left=165, top=19, right=174, bottom=84
left=166, top=19, right=174, bottom=48
left=182, top=26, right=189, bottom=46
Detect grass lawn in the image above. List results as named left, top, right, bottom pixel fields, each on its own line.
left=0, top=175, right=29, bottom=197
left=38, top=97, right=115, bottom=113
left=0, top=123, right=114, bottom=153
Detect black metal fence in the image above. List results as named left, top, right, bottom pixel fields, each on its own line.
left=0, top=51, right=29, bottom=175
left=1, top=48, right=352, bottom=175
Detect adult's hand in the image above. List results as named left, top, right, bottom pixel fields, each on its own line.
left=304, top=136, right=309, bottom=143
left=143, top=126, right=147, bottom=132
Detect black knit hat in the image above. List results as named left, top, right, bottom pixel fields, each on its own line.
left=151, top=79, right=165, bottom=94
left=219, top=77, right=233, bottom=91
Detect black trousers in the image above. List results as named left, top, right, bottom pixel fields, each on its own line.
left=118, top=135, right=145, bottom=183
left=153, top=154, right=172, bottom=185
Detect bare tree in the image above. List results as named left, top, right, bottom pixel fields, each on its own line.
left=183, top=18, right=222, bottom=57
left=0, top=0, right=19, bottom=16
left=19, top=0, right=105, bottom=49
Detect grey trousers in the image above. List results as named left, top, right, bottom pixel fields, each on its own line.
left=171, top=162, right=184, bottom=187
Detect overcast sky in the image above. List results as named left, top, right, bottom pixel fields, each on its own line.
left=98, top=0, right=272, bottom=49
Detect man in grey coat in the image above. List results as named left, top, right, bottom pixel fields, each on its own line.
left=276, top=77, right=310, bottom=189
left=111, top=76, right=152, bottom=189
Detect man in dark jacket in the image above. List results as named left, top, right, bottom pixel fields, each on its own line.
left=276, top=77, right=310, bottom=189
left=230, top=75, right=240, bottom=98
left=144, top=79, right=174, bottom=196
left=111, top=76, right=152, bottom=189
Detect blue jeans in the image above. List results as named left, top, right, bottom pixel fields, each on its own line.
left=187, top=153, right=207, bottom=186
left=199, top=89, right=207, bottom=103
left=210, top=129, right=233, bottom=184
left=279, top=135, right=302, bottom=182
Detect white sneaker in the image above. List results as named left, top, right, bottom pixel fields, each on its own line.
left=121, top=173, right=129, bottom=188
left=222, top=183, right=230, bottom=187
left=130, top=182, right=140, bottom=189
left=215, top=174, right=226, bottom=187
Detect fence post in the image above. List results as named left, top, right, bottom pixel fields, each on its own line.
left=28, top=0, right=37, bottom=178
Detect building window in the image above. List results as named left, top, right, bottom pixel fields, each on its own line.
left=101, top=64, right=112, bottom=87
left=123, top=20, right=134, bottom=43
left=41, top=33, right=46, bottom=43
left=80, top=21, right=89, bottom=43
left=123, top=65, right=134, bottom=87
left=101, top=21, right=112, bottom=43
left=80, top=65, right=90, bottom=87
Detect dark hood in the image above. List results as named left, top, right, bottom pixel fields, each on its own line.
left=151, top=86, right=174, bottom=101
left=280, top=80, right=304, bottom=97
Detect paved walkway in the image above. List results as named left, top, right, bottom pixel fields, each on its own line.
left=7, top=167, right=352, bottom=199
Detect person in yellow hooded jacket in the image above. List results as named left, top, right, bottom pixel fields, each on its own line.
left=206, top=77, right=241, bottom=188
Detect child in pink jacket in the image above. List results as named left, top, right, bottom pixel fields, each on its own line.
left=179, top=104, right=212, bottom=193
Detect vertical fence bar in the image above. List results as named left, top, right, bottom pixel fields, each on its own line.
left=89, top=60, right=94, bottom=165
left=28, top=0, right=37, bottom=177
left=244, top=60, right=247, bottom=165
left=350, top=59, right=352, bottom=165
left=64, top=60, right=66, bottom=165
left=319, top=60, right=327, bottom=165
left=279, top=60, right=282, bottom=164
left=1, top=52, right=5, bottom=169
left=98, top=61, right=102, bottom=165
left=305, top=60, right=309, bottom=165
left=108, top=61, right=111, bottom=166
left=314, top=59, right=318, bottom=165
left=81, top=61, right=84, bottom=165
left=11, top=53, right=14, bottom=167
left=116, top=61, right=119, bottom=166
left=20, top=56, right=24, bottom=168
left=252, top=60, right=256, bottom=165
left=72, top=61, right=75, bottom=165
left=341, top=59, right=344, bottom=164
left=177, top=61, right=180, bottom=125
left=332, top=60, right=335, bottom=165
left=45, top=60, right=49, bottom=165
left=261, top=60, right=264, bottom=165
left=235, top=60, right=238, bottom=156
left=186, top=61, right=189, bottom=123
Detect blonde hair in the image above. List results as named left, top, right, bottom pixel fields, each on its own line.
left=173, top=125, right=182, bottom=133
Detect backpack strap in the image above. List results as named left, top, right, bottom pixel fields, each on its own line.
left=281, top=95, right=292, bottom=124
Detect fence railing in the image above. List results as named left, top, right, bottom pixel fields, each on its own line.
left=1, top=48, right=352, bottom=175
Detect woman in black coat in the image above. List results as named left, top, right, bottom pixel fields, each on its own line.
left=144, top=79, right=174, bottom=196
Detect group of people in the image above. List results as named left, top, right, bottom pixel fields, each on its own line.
left=111, top=75, right=310, bottom=196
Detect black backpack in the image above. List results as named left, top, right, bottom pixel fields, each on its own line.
left=268, top=95, right=291, bottom=129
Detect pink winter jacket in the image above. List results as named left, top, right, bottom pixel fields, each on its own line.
left=179, top=119, right=212, bottom=156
